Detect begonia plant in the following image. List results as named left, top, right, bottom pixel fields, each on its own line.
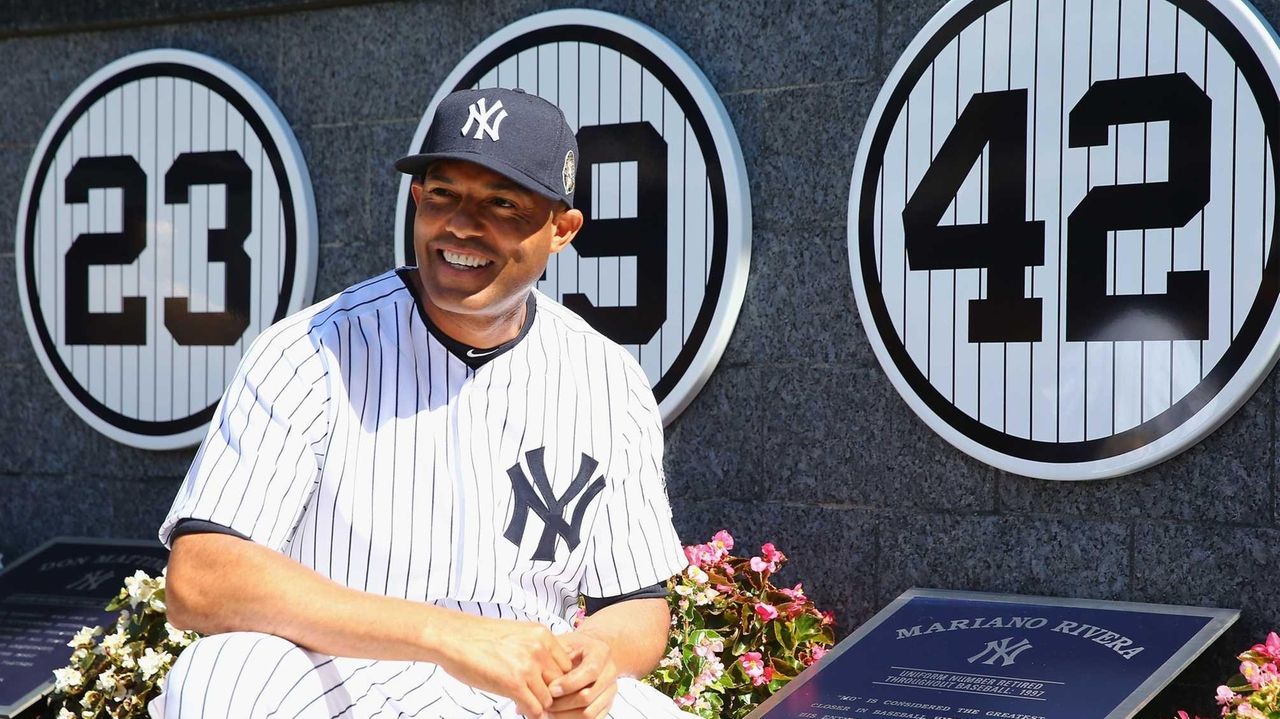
left=639, top=530, right=837, bottom=719
left=1175, top=631, right=1280, bottom=719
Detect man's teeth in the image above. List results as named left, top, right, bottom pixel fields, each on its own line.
left=442, top=250, right=492, bottom=268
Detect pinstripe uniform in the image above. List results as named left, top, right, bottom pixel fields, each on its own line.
left=152, top=268, right=692, bottom=718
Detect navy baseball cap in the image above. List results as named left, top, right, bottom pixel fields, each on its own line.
left=395, top=87, right=578, bottom=208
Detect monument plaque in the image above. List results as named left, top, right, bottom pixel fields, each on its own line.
left=0, top=538, right=168, bottom=718
left=748, top=589, right=1237, bottom=719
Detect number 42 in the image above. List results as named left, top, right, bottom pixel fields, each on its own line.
left=901, top=72, right=1212, bottom=344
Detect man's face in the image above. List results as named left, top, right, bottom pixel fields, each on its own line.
left=409, top=159, right=580, bottom=323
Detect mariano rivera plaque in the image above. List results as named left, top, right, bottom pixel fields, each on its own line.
left=15, top=49, right=317, bottom=450
left=849, top=0, right=1280, bottom=479
left=396, top=9, right=752, bottom=425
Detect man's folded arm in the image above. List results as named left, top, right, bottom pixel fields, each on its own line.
left=166, top=531, right=575, bottom=718
left=167, top=531, right=451, bottom=661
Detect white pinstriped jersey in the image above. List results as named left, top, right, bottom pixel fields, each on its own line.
left=161, top=268, right=687, bottom=621
left=153, top=269, right=692, bottom=717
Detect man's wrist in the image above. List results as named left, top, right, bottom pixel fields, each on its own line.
left=416, top=604, right=462, bottom=664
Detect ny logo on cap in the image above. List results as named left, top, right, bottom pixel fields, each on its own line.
left=504, top=447, right=605, bottom=561
left=461, top=97, right=509, bottom=141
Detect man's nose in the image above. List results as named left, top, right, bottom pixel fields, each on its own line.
left=443, top=202, right=484, bottom=238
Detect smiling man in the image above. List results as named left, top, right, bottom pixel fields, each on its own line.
left=152, top=88, right=693, bottom=719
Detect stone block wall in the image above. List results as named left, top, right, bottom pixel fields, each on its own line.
left=2, top=1, right=1277, bottom=715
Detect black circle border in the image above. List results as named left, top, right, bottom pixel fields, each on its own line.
left=857, top=0, right=1280, bottom=464
left=399, top=24, right=732, bottom=405
left=21, top=61, right=301, bottom=438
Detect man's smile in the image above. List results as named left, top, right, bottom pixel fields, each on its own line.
left=439, top=248, right=494, bottom=270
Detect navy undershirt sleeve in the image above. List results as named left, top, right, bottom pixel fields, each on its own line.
left=583, top=583, right=668, bottom=615
left=168, top=518, right=251, bottom=542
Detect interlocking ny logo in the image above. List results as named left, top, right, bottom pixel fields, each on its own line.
left=461, top=97, right=509, bottom=141
left=66, top=569, right=114, bottom=592
left=968, top=637, right=1034, bottom=667
left=504, top=448, right=606, bottom=561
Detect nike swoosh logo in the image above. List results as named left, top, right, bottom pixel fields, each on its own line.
left=466, top=347, right=501, bottom=358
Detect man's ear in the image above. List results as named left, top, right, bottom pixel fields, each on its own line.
left=550, top=208, right=584, bottom=254
left=409, top=178, right=424, bottom=205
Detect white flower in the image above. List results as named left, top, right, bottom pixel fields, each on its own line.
left=124, top=571, right=156, bottom=609
left=165, top=623, right=194, bottom=647
left=684, top=565, right=709, bottom=584
left=673, top=583, right=694, bottom=597
left=52, top=667, right=83, bottom=693
left=96, top=667, right=117, bottom=692
left=66, top=626, right=100, bottom=649
left=100, top=629, right=128, bottom=655
left=117, top=643, right=137, bottom=670
left=57, top=708, right=76, bottom=719
left=138, top=647, right=173, bottom=680
left=694, top=587, right=720, bottom=606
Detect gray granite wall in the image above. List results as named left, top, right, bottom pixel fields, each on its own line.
left=1, top=1, right=1276, bottom=716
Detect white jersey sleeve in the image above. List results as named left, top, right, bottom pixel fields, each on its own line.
left=580, top=358, right=688, bottom=598
left=158, top=315, right=331, bottom=552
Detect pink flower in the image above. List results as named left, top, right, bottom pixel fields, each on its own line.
left=1252, top=632, right=1280, bottom=661
left=1237, top=705, right=1266, bottom=719
left=1240, top=660, right=1278, bottom=690
left=683, top=545, right=702, bottom=567
left=572, top=606, right=586, bottom=628
left=779, top=583, right=806, bottom=601
left=755, top=603, right=779, bottom=621
left=693, top=636, right=724, bottom=659
left=750, top=543, right=786, bottom=574
left=695, top=660, right=724, bottom=687
left=739, top=650, right=775, bottom=685
left=684, top=543, right=722, bottom=568
left=1214, top=685, right=1239, bottom=707
left=801, top=645, right=829, bottom=666
left=761, top=542, right=786, bottom=564
left=821, top=610, right=836, bottom=626
left=684, top=531, right=735, bottom=569
left=675, top=693, right=696, bottom=707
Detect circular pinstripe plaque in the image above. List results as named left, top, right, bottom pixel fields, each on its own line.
left=850, top=0, right=1280, bottom=479
left=395, top=9, right=752, bottom=425
left=16, top=49, right=317, bottom=450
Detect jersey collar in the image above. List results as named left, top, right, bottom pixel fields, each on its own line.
left=396, top=267, right=537, bottom=369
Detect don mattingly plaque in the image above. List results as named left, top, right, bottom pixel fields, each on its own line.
left=748, top=589, right=1237, bottom=719
left=0, top=538, right=168, bottom=718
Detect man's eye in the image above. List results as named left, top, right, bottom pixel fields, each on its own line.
left=491, top=197, right=517, bottom=209
left=428, top=187, right=455, bottom=198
